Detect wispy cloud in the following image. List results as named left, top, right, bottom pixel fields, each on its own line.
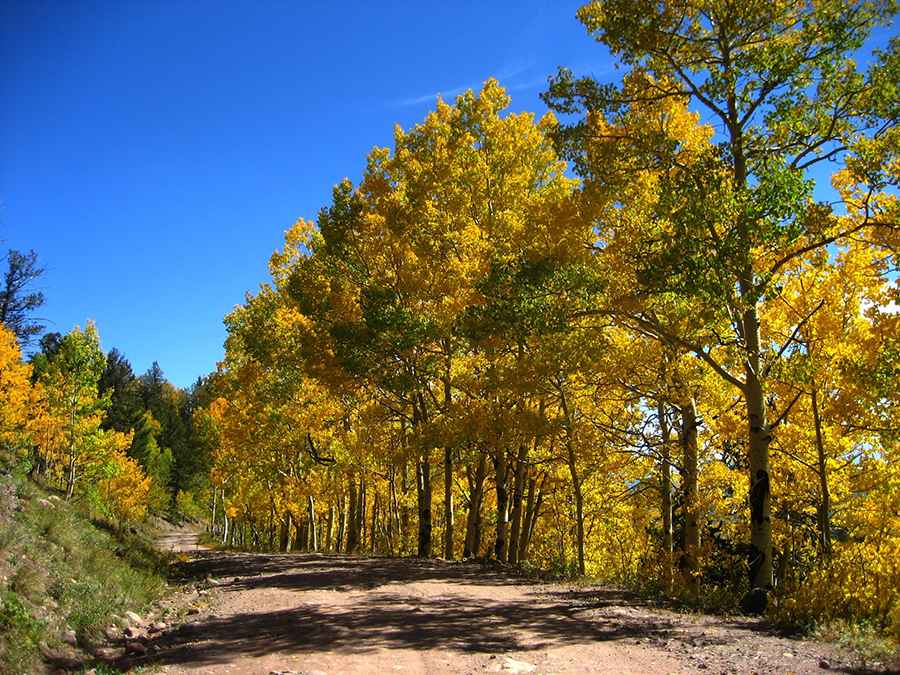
left=399, top=83, right=477, bottom=107
left=397, top=61, right=537, bottom=107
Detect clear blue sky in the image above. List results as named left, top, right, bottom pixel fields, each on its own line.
left=3, top=3, right=893, bottom=388
left=1, top=1, right=610, bottom=387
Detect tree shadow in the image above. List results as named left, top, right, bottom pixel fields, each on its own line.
left=127, top=586, right=678, bottom=670
left=118, top=552, right=844, bottom=672
left=171, top=551, right=529, bottom=592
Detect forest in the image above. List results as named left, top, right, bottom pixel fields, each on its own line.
left=2, top=0, right=898, bottom=647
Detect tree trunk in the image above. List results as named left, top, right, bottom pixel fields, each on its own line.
left=464, top=450, right=487, bottom=558
left=680, top=395, right=700, bottom=597
left=441, top=363, right=454, bottom=560
left=520, top=474, right=544, bottom=563
left=210, top=488, right=218, bottom=535
left=66, top=449, right=76, bottom=501
left=811, top=387, right=831, bottom=557
left=443, top=447, right=454, bottom=559
left=417, top=448, right=433, bottom=557
left=744, top=338, right=772, bottom=592
left=306, top=495, right=316, bottom=551
left=347, top=478, right=359, bottom=553
left=507, top=441, right=529, bottom=564
left=389, top=467, right=401, bottom=555
left=280, top=511, right=292, bottom=552
left=559, top=385, right=585, bottom=576
left=326, top=501, right=335, bottom=553
left=493, top=448, right=510, bottom=560
left=336, top=493, right=346, bottom=553
left=658, top=398, right=673, bottom=594
left=400, top=460, right=411, bottom=555
left=370, top=489, right=379, bottom=553
left=358, top=478, right=367, bottom=550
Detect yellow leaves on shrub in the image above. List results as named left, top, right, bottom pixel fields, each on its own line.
left=100, top=450, right=151, bottom=525
left=0, top=325, right=33, bottom=453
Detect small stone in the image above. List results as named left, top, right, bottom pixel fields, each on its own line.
left=149, top=621, right=167, bottom=633
left=187, top=607, right=200, bottom=615
left=62, top=629, right=77, bottom=646
left=37, top=498, right=53, bottom=508
left=233, top=577, right=240, bottom=583
left=783, top=652, right=794, bottom=658
left=126, top=640, right=147, bottom=655
left=124, top=610, right=143, bottom=625
left=104, top=626, right=120, bottom=641
left=94, top=646, right=125, bottom=660
left=198, top=589, right=209, bottom=596
left=818, top=660, right=830, bottom=670
left=498, top=657, right=536, bottom=673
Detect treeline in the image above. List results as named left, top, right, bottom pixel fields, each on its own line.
left=199, top=0, right=899, bottom=635
left=0, top=253, right=212, bottom=525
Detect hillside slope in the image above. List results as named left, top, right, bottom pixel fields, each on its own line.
left=0, top=468, right=170, bottom=673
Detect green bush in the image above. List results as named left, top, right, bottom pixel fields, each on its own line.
left=0, top=591, right=46, bottom=673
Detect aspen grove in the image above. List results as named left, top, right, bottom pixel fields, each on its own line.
left=197, top=0, right=898, bottom=636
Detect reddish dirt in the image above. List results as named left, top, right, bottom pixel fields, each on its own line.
left=126, top=531, right=859, bottom=675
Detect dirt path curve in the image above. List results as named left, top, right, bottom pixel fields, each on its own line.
left=129, top=546, right=846, bottom=675
left=155, top=526, right=205, bottom=554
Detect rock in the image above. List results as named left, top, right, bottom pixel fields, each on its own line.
left=187, top=606, right=200, bottom=615
left=124, top=625, right=144, bottom=639
left=198, top=589, right=209, bottom=596
left=126, top=640, right=147, bottom=655
left=149, top=621, right=167, bottom=633
left=783, top=652, right=794, bottom=658
left=40, top=645, right=82, bottom=670
left=233, top=577, right=241, bottom=583
left=104, top=626, right=120, bottom=641
left=93, top=646, right=125, bottom=660
left=124, top=610, right=143, bottom=625
left=487, top=657, right=536, bottom=673
left=37, top=498, right=53, bottom=508
left=818, top=660, right=830, bottom=670
left=62, top=629, right=77, bottom=646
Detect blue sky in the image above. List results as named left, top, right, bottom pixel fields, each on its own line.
left=1, top=1, right=610, bottom=387
left=2, top=3, right=894, bottom=387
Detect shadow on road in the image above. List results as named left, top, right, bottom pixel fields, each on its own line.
left=171, top=550, right=532, bottom=592
left=121, top=551, right=803, bottom=670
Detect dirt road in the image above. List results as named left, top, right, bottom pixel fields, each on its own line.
left=130, top=534, right=849, bottom=674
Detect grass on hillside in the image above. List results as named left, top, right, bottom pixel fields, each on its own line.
left=0, top=467, right=171, bottom=673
